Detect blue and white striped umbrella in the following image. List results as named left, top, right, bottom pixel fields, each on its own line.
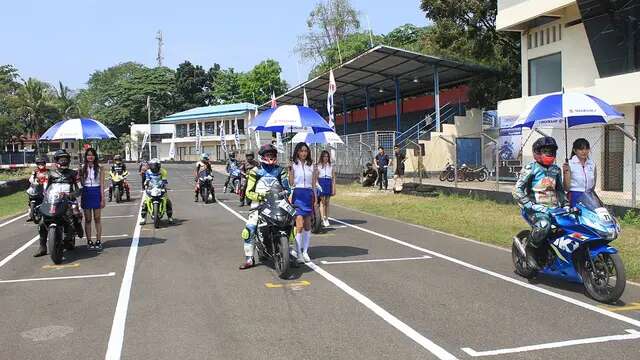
left=511, top=92, right=623, bottom=129
left=249, top=105, right=333, bottom=134
left=291, top=130, right=343, bottom=145
left=40, top=118, right=116, bottom=140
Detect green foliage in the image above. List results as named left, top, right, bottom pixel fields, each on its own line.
left=384, top=24, right=430, bottom=50
left=240, top=60, right=288, bottom=104
left=175, top=61, right=212, bottom=111
left=211, top=68, right=242, bottom=104
left=621, top=210, right=640, bottom=226
left=309, top=32, right=383, bottom=78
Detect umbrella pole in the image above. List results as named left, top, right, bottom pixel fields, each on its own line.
left=564, top=117, right=569, bottom=162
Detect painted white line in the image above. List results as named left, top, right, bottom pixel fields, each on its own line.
left=461, top=329, right=640, bottom=357
left=320, top=255, right=431, bottom=265
left=105, top=198, right=144, bottom=360
left=0, top=236, right=39, bottom=269
left=0, top=212, right=29, bottom=228
left=0, top=272, right=116, bottom=284
left=102, top=215, right=135, bottom=219
left=217, top=201, right=457, bottom=360
left=105, top=204, right=137, bottom=207
left=329, top=217, right=640, bottom=329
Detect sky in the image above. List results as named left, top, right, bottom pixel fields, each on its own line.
left=0, top=0, right=427, bottom=90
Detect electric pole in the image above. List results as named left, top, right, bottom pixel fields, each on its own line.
left=156, top=30, right=164, bottom=67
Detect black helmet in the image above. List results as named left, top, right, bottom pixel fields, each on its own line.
left=149, top=158, right=161, bottom=173
left=54, top=150, right=71, bottom=167
left=532, top=136, right=558, bottom=155
left=258, top=144, right=277, bottom=165
left=114, top=154, right=122, bottom=162
left=35, top=157, right=46, bottom=166
left=245, top=152, right=254, bottom=159
left=366, top=162, right=372, bottom=167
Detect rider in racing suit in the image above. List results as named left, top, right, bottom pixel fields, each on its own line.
left=139, top=158, right=173, bottom=224
left=108, top=155, right=130, bottom=202
left=33, top=150, right=84, bottom=257
left=224, top=152, right=240, bottom=193
left=26, top=157, right=49, bottom=222
left=512, top=136, right=569, bottom=270
left=194, top=153, right=213, bottom=202
left=238, top=144, right=290, bottom=269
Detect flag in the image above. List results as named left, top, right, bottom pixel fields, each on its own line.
left=168, top=134, right=176, bottom=159
left=271, top=91, right=277, bottom=109
left=275, top=132, right=284, bottom=154
left=219, top=122, right=228, bottom=154
left=140, top=132, right=149, bottom=151
left=303, top=88, right=309, bottom=107
left=327, top=69, right=336, bottom=131
left=234, top=117, right=241, bottom=150
left=254, top=106, right=261, bottom=149
left=195, top=118, right=201, bottom=154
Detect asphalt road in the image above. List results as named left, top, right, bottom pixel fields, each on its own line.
left=1, top=163, right=640, bottom=359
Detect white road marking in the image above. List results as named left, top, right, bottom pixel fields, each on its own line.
left=0, top=236, right=39, bottom=269
left=105, top=199, right=144, bottom=360
left=105, top=204, right=137, bottom=207
left=320, top=255, right=431, bottom=265
left=101, top=234, right=129, bottom=238
left=0, top=212, right=29, bottom=228
left=329, top=217, right=640, bottom=329
left=102, top=215, right=135, bottom=219
left=217, top=201, right=458, bottom=360
left=461, top=329, right=640, bottom=357
left=0, top=272, right=116, bottom=284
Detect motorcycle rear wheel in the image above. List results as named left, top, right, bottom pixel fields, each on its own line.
left=446, top=171, right=455, bottom=182
left=115, top=187, right=121, bottom=203
left=477, top=170, right=488, bottom=182
left=580, top=252, right=626, bottom=303
left=512, top=230, right=536, bottom=279
left=439, top=171, right=448, bottom=181
left=48, top=226, right=63, bottom=265
left=274, top=235, right=290, bottom=279
left=201, top=186, right=209, bottom=204
left=312, top=207, right=323, bottom=234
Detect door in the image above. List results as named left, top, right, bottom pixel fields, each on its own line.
left=456, top=138, right=482, bottom=167
left=603, top=125, right=624, bottom=191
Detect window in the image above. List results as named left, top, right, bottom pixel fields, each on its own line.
left=176, top=124, right=187, bottom=138
left=188, top=123, right=196, bottom=137
left=527, top=33, right=532, bottom=49
left=204, top=122, right=215, bottom=136
left=558, top=24, right=561, bottom=40
left=534, top=32, right=538, bottom=47
left=529, top=53, right=562, bottom=96
left=552, top=26, right=556, bottom=42
left=546, top=28, right=550, bottom=44
left=236, top=119, right=245, bottom=134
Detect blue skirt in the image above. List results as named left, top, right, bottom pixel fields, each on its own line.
left=82, top=186, right=102, bottom=209
left=292, top=188, right=314, bottom=216
left=569, top=191, right=584, bottom=208
left=318, top=178, right=333, bottom=197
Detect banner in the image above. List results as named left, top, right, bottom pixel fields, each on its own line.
left=168, top=135, right=176, bottom=159
left=140, top=132, right=148, bottom=152
left=234, top=117, right=241, bottom=150
left=498, top=115, right=521, bottom=161
left=219, top=122, right=228, bottom=155
left=254, top=107, right=261, bottom=150
left=327, top=70, right=336, bottom=130
left=195, top=119, right=201, bottom=154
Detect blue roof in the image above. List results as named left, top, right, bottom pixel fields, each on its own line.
left=155, top=102, right=257, bottom=123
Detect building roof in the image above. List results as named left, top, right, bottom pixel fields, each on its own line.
left=155, top=102, right=257, bottom=124
left=264, top=45, right=493, bottom=113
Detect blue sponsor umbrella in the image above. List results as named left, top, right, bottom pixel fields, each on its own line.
left=40, top=118, right=116, bottom=140
left=249, top=105, right=333, bottom=134
left=511, top=91, right=623, bottom=160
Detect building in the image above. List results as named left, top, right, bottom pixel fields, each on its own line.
left=497, top=0, right=639, bottom=207
left=151, top=103, right=258, bottom=162
left=129, top=123, right=175, bottom=161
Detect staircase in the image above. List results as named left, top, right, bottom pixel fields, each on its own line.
left=395, top=103, right=462, bottom=151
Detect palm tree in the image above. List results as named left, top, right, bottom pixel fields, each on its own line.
left=15, top=78, right=59, bottom=154
left=55, top=81, right=77, bottom=119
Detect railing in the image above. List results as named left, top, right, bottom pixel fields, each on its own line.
left=395, top=103, right=461, bottom=150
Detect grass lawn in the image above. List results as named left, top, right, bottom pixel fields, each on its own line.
left=333, top=184, right=640, bottom=282
left=0, top=168, right=32, bottom=181
left=0, top=191, right=27, bottom=221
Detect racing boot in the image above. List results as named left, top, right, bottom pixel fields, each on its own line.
left=239, top=256, right=254, bottom=270
left=74, top=217, right=84, bottom=239
left=524, top=237, right=540, bottom=271
left=194, top=191, right=199, bottom=202
left=33, top=227, right=47, bottom=257
left=108, top=187, right=113, bottom=202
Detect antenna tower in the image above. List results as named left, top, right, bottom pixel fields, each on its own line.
left=156, top=30, right=164, bottom=67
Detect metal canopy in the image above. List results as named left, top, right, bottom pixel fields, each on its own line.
left=265, top=45, right=492, bottom=113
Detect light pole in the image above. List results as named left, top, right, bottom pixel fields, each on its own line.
left=147, top=96, right=152, bottom=160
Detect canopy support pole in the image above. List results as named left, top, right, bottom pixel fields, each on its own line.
left=433, top=64, right=441, bottom=132
left=342, top=95, right=347, bottom=136
left=394, top=77, right=401, bottom=136
left=365, top=87, right=371, bottom=132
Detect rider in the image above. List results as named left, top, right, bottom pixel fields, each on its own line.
left=108, top=155, right=130, bottom=202
left=26, top=157, right=49, bottom=222
left=33, top=150, right=84, bottom=257
left=239, top=144, right=290, bottom=270
left=139, top=158, right=174, bottom=225
left=512, top=136, right=569, bottom=270
left=239, top=151, right=260, bottom=207
left=224, top=152, right=240, bottom=193
left=194, top=153, right=213, bottom=202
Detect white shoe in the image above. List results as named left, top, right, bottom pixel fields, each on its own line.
left=296, top=252, right=304, bottom=264
left=323, top=219, right=330, bottom=227
left=302, top=251, right=311, bottom=263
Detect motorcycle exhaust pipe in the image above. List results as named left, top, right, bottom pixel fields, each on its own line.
left=513, top=236, right=527, bottom=257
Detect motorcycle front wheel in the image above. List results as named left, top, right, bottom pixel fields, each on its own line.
left=580, top=252, right=626, bottom=303
left=477, top=170, right=488, bottom=182
left=115, top=187, right=121, bottom=203
left=312, top=207, right=323, bottom=234
left=201, top=186, right=209, bottom=204
left=439, top=171, right=448, bottom=181
left=511, top=230, right=536, bottom=279
left=48, top=225, right=63, bottom=265
left=153, top=202, right=161, bottom=229
left=274, top=234, right=290, bottom=279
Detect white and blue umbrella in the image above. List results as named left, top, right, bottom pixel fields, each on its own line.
left=249, top=105, right=333, bottom=134
left=511, top=92, right=623, bottom=159
left=291, top=130, right=343, bottom=145
left=40, top=118, right=116, bottom=140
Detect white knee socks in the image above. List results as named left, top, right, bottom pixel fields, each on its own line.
left=302, top=230, right=311, bottom=254
left=295, top=232, right=303, bottom=256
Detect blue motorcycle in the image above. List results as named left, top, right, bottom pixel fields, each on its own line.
left=512, top=192, right=625, bottom=303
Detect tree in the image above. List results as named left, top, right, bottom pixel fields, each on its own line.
left=296, top=0, right=361, bottom=67
left=308, top=32, right=383, bottom=78
left=54, top=81, right=78, bottom=119
left=0, top=65, right=21, bottom=149
left=419, top=0, right=521, bottom=107
left=14, top=78, right=59, bottom=137
left=384, top=24, right=430, bottom=50
left=175, top=61, right=212, bottom=111
left=211, top=68, right=241, bottom=104
left=239, top=60, right=288, bottom=105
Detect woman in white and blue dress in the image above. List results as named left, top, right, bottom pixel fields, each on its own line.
left=80, top=148, right=105, bottom=250
left=289, top=142, right=318, bottom=263
left=317, top=150, right=336, bottom=227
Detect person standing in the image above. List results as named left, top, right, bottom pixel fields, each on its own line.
left=374, top=146, right=390, bottom=190
left=80, top=148, right=105, bottom=251
left=289, top=142, right=317, bottom=263
left=562, top=138, right=597, bottom=207
left=393, top=145, right=406, bottom=192
left=239, top=152, right=260, bottom=207
left=317, top=150, right=336, bottom=227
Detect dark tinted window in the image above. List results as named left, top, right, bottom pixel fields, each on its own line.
left=529, top=53, right=562, bottom=96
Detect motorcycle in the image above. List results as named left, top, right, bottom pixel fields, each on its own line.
left=512, top=192, right=625, bottom=303
left=39, top=183, right=79, bottom=264
left=439, top=163, right=455, bottom=182
left=110, top=172, right=130, bottom=203
left=311, top=185, right=323, bottom=234
left=144, top=178, right=168, bottom=229
left=464, top=165, right=489, bottom=182
left=253, top=178, right=295, bottom=278
left=197, top=170, right=216, bottom=203
left=226, top=167, right=242, bottom=194
left=26, top=183, right=44, bottom=223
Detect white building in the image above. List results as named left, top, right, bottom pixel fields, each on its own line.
left=497, top=0, right=639, bottom=207
left=129, top=123, right=175, bottom=161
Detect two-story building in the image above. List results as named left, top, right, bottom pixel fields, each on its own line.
left=497, top=0, right=639, bottom=207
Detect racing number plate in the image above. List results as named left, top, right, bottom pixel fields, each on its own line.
left=278, top=199, right=295, bottom=215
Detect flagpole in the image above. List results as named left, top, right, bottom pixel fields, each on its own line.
left=147, top=96, right=152, bottom=160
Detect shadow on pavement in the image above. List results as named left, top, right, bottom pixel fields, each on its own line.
left=525, top=273, right=590, bottom=298
left=309, top=245, right=368, bottom=259
left=333, top=218, right=367, bottom=225
left=101, top=236, right=167, bottom=249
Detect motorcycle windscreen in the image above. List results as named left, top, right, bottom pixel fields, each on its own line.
left=42, top=183, right=71, bottom=216
left=255, top=176, right=284, bottom=196
left=575, top=191, right=618, bottom=239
